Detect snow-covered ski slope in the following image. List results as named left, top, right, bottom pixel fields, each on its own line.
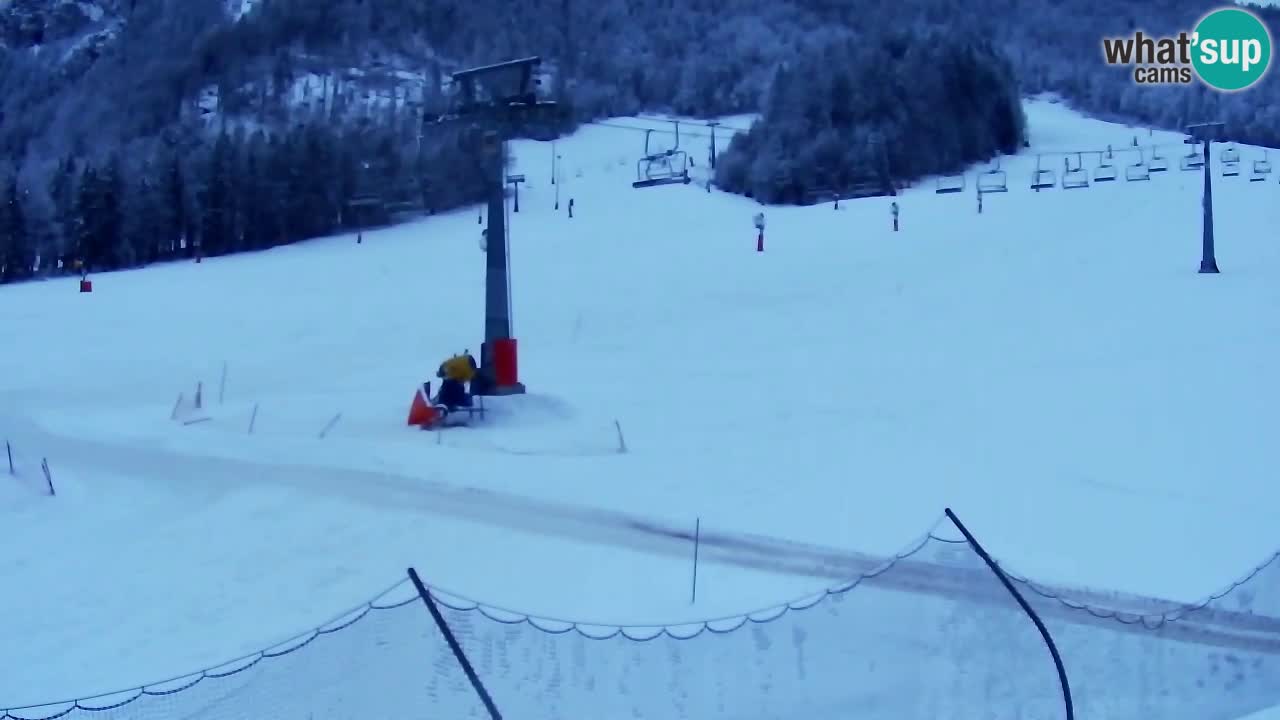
left=2, top=98, right=1279, bottom=716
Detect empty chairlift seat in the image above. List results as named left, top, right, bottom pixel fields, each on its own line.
left=1148, top=152, right=1169, bottom=172
left=632, top=124, right=692, bottom=189
left=1031, top=169, right=1055, bottom=190
left=1251, top=155, right=1272, bottom=182
left=1125, top=162, right=1150, bottom=181
left=977, top=169, right=1008, bottom=193
left=1220, top=145, right=1242, bottom=177
left=1062, top=164, right=1090, bottom=189
left=1094, top=162, right=1117, bottom=182
left=633, top=152, right=690, bottom=188
left=935, top=174, right=965, bottom=194
left=1181, top=150, right=1205, bottom=171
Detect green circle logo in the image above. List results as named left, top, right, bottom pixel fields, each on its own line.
left=1191, top=8, right=1272, bottom=91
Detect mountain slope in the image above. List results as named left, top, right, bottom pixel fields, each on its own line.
left=2, top=100, right=1279, bottom=711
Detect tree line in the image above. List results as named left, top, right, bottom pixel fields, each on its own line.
left=715, top=30, right=1026, bottom=203
left=3, top=0, right=1280, bottom=285
left=0, top=116, right=490, bottom=282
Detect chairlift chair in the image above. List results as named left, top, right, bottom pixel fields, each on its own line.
left=935, top=174, right=965, bottom=194
left=1181, top=146, right=1205, bottom=171
left=1031, top=155, right=1055, bottom=190
left=1123, top=148, right=1149, bottom=181
left=1251, top=151, right=1272, bottom=182
left=1094, top=149, right=1117, bottom=182
left=1125, top=162, right=1150, bottom=181
left=977, top=172, right=1007, bottom=193
left=1148, top=147, right=1168, bottom=172
left=977, top=159, right=1008, bottom=193
left=1062, top=154, right=1089, bottom=189
left=632, top=124, right=691, bottom=189
left=1220, top=144, right=1242, bottom=176
left=633, top=152, right=691, bottom=188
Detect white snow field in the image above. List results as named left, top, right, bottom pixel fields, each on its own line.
left=2, top=98, right=1280, bottom=718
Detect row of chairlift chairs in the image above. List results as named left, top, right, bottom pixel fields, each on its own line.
left=936, top=144, right=1274, bottom=195
left=625, top=121, right=1278, bottom=195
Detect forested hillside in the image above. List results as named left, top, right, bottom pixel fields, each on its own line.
left=1, top=0, right=1278, bottom=284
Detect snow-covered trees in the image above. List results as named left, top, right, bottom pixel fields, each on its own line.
left=714, top=31, right=1026, bottom=203
left=2, top=0, right=1280, bottom=283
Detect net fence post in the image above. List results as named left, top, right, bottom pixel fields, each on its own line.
left=944, top=508, right=1073, bottom=720
left=407, top=567, right=503, bottom=720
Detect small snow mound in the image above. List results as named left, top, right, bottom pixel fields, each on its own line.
left=478, top=393, right=579, bottom=424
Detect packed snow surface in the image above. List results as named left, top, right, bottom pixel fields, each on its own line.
left=1, top=99, right=1278, bottom=711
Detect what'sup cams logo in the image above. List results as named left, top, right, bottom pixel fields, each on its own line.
left=1102, top=7, right=1273, bottom=91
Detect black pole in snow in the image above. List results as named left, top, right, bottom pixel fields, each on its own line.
left=944, top=509, right=1073, bottom=720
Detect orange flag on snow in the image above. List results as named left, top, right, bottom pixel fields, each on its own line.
left=407, top=387, right=438, bottom=427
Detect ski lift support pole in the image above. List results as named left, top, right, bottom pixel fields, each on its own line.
left=439, top=56, right=560, bottom=394
left=1187, top=121, right=1225, bottom=274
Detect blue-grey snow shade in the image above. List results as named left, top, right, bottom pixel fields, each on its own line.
left=9, top=534, right=1280, bottom=720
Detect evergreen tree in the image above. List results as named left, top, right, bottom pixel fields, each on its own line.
left=75, top=165, right=100, bottom=271
left=199, top=132, right=236, bottom=257
left=124, top=152, right=168, bottom=266
left=278, top=127, right=310, bottom=244
left=72, top=160, right=124, bottom=272
left=0, top=175, right=29, bottom=283
left=100, top=155, right=126, bottom=269
left=716, top=30, right=1026, bottom=202
left=240, top=131, right=272, bottom=251
left=264, top=132, right=294, bottom=246
left=48, top=155, right=79, bottom=270
left=0, top=175, right=13, bottom=283
left=167, top=151, right=193, bottom=259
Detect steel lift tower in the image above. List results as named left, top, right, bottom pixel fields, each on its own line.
left=1185, top=122, right=1226, bottom=274
left=430, top=57, right=560, bottom=395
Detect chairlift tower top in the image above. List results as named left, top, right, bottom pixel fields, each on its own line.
left=449, top=56, right=547, bottom=115
left=1185, top=122, right=1226, bottom=144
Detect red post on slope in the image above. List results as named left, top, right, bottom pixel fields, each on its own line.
left=493, top=338, right=519, bottom=387
left=756, top=230, right=764, bottom=252
left=79, top=279, right=92, bottom=292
